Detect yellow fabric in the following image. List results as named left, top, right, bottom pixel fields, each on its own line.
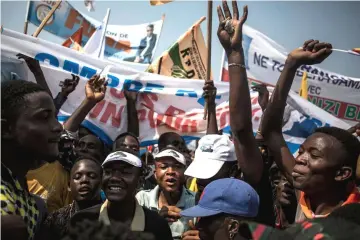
left=150, top=0, right=173, bottom=6
left=189, top=178, right=198, bottom=192
left=299, top=71, right=308, bottom=99
left=26, top=161, right=72, bottom=213
left=99, top=199, right=145, bottom=231
left=1, top=164, right=39, bottom=240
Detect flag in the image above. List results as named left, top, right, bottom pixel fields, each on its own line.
left=84, top=0, right=95, bottom=12
left=147, top=17, right=212, bottom=80
left=299, top=71, right=308, bottom=99
left=352, top=48, right=360, bottom=55
left=220, top=52, right=229, bottom=82
left=150, top=0, right=173, bottom=6
left=62, top=26, right=83, bottom=48
left=83, top=9, right=110, bottom=59
left=70, top=38, right=84, bottom=52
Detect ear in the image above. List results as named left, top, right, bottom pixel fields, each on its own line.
left=1, top=119, right=14, bottom=140
left=334, top=166, right=353, bottom=181
left=227, top=219, right=240, bottom=239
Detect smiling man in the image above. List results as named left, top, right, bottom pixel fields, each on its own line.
left=136, top=147, right=196, bottom=238
left=70, top=148, right=172, bottom=240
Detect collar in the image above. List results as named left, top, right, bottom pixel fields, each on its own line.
left=299, top=186, right=360, bottom=219
left=99, top=199, right=145, bottom=231
left=149, top=185, right=189, bottom=209
left=1, top=163, right=26, bottom=193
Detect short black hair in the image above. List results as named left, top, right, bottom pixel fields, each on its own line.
left=158, top=132, right=186, bottom=151
left=315, top=126, right=360, bottom=178
left=1, top=80, right=47, bottom=122
left=62, top=219, right=155, bottom=240
left=71, top=156, right=103, bottom=175
left=114, top=132, right=140, bottom=146
left=147, top=24, right=154, bottom=29
left=328, top=203, right=360, bottom=225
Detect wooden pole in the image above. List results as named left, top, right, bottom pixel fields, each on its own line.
left=33, top=0, right=62, bottom=37
left=24, top=0, right=31, bottom=34
left=203, top=0, right=213, bottom=120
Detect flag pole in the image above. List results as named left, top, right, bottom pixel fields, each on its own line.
left=98, top=8, right=111, bottom=58
left=203, top=0, right=213, bottom=120
left=23, top=0, right=31, bottom=34
left=33, top=0, right=62, bottom=37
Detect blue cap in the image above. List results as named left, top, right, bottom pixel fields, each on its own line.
left=181, top=178, right=259, bottom=218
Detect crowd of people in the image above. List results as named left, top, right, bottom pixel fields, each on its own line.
left=2, top=1, right=360, bottom=240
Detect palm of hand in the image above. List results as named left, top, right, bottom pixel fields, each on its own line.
left=85, top=83, right=104, bottom=101
left=218, top=19, right=242, bottom=50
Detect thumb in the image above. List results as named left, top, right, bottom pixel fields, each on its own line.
left=188, top=220, right=196, bottom=230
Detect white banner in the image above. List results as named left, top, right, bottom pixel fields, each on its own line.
left=220, top=25, right=360, bottom=124
left=1, top=29, right=351, bottom=153
left=27, top=0, right=163, bottom=64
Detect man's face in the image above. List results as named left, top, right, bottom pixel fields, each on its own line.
left=146, top=26, right=153, bottom=37
left=70, top=159, right=102, bottom=201
left=113, top=135, right=139, bottom=153
left=155, top=157, right=185, bottom=193
left=196, top=214, right=229, bottom=240
left=292, top=133, right=346, bottom=194
left=11, top=92, right=62, bottom=161
left=75, top=135, right=103, bottom=163
left=102, top=161, right=140, bottom=202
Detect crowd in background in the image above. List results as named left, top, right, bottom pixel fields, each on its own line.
left=2, top=1, right=360, bottom=240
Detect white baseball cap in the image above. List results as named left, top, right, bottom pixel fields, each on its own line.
left=155, top=148, right=186, bottom=166
left=185, top=134, right=236, bottom=179
left=102, top=151, right=142, bottom=168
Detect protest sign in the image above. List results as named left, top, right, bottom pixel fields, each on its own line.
left=1, top=28, right=351, bottom=153
left=27, top=0, right=163, bottom=64
left=220, top=24, right=360, bottom=124
left=147, top=17, right=211, bottom=80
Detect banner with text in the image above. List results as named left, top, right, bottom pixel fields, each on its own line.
left=220, top=24, right=360, bottom=124
left=1, top=29, right=351, bottom=152
left=27, top=0, right=163, bottom=64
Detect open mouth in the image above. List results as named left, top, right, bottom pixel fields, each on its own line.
left=165, top=178, right=177, bottom=186
left=107, top=185, right=125, bottom=192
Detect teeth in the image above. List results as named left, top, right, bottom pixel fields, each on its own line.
left=109, top=187, right=122, bottom=191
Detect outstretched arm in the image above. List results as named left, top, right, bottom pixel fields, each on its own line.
left=217, top=1, right=263, bottom=184
left=64, top=75, right=107, bottom=132
left=261, top=40, right=332, bottom=183
left=124, top=90, right=140, bottom=137
left=53, top=74, right=80, bottom=115
left=204, top=81, right=219, bottom=135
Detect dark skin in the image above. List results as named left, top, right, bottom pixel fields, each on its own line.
left=218, top=0, right=263, bottom=185
left=251, top=84, right=269, bottom=112
left=155, top=157, right=185, bottom=222
left=75, top=135, right=104, bottom=163
left=124, top=89, right=140, bottom=137
left=260, top=40, right=355, bottom=215
left=64, top=74, right=106, bottom=133
left=2, top=91, right=62, bottom=239
left=113, top=135, right=140, bottom=153
left=102, top=161, right=141, bottom=225
left=204, top=81, right=219, bottom=135
left=70, top=159, right=102, bottom=205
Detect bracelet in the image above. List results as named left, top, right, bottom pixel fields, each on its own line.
left=228, top=63, right=246, bottom=68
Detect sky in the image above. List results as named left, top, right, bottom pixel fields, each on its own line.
left=1, top=0, right=360, bottom=79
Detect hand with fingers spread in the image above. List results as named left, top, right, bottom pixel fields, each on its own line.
left=288, top=40, right=332, bottom=67
left=203, top=81, right=217, bottom=105
left=182, top=220, right=200, bottom=240
left=217, top=0, right=248, bottom=56
left=85, top=74, right=107, bottom=103
left=159, top=206, right=182, bottom=223
left=251, top=84, right=269, bottom=111
left=61, top=74, right=80, bottom=96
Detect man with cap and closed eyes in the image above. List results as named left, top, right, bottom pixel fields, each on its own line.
left=70, top=147, right=172, bottom=240
left=181, top=178, right=260, bottom=240
left=185, top=134, right=240, bottom=204
left=136, top=147, right=196, bottom=239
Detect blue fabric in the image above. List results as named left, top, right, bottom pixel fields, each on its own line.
left=100, top=190, right=106, bottom=202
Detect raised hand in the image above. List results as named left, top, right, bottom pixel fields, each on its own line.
left=217, top=0, right=248, bottom=55
left=181, top=220, right=200, bottom=240
left=124, top=89, right=139, bottom=102
left=60, top=74, right=80, bottom=96
left=288, top=40, right=332, bottom=67
left=158, top=206, right=181, bottom=223
left=17, top=53, right=41, bottom=74
left=203, top=81, right=217, bottom=105
left=251, top=84, right=269, bottom=111
left=85, top=74, right=107, bottom=103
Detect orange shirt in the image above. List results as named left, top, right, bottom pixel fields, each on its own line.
left=27, top=161, right=72, bottom=213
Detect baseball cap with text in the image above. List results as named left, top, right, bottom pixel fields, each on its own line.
left=102, top=151, right=142, bottom=168
left=181, top=178, right=259, bottom=218
left=154, top=148, right=186, bottom=165
left=184, top=134, right=236, bottom=179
